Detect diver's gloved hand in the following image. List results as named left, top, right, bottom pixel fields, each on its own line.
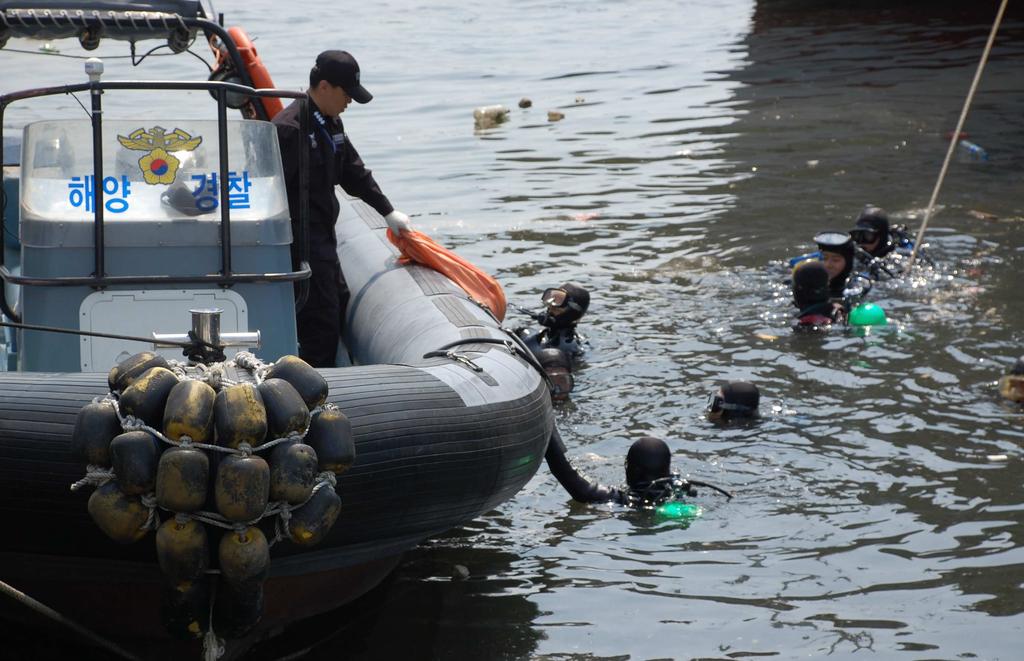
left=385, top=210, right=412, bottom=235
left=590, top=484, right=619, bottom=502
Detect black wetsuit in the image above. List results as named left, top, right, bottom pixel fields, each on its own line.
left=274, top=98, right=394, bottom=367
left=794, top=301, right=843, bottom=326
left=519, top=326, right=585, bottom=364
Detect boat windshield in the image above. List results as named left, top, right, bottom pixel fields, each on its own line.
left=19, top=119, right=288, bottom=223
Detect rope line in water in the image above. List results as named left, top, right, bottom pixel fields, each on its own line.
left=0, top=579, right=142, bottom=661
left=908, top=0, right=1009, bottom=270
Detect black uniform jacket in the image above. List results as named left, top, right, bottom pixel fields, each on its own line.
left=273, top=97, right=394, bottom=261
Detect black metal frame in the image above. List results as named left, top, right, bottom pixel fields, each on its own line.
left=0, top=78, right=312, bottom=322
left=0, top=14, right=257, bottom=106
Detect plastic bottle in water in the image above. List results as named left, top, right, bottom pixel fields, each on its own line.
left=958, top=139, right=988, bottom=161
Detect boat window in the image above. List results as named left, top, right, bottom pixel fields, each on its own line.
left=2, top=133, right=21, bottom=166
left=18, top=119, right=288, bottom=223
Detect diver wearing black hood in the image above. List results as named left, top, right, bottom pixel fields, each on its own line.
left=536, top=347, right=574, bottom=401
left=814, top=231, right=856, bottom=298
left=792, top=261, right=843, bottom=326
left=851, top=206, right=895, bottom=259
left=707, top=381, right=760, bottom=421
left=848, top=205, right=926, bottom=278
left=543, top=432, right=732, bottom=506
left=518, top=281, right=590, bottom=363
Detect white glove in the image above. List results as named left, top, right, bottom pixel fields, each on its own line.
left=385, top=210, right=412, bottom=235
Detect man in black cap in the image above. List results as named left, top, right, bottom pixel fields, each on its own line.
left=274, top=50, right=412, bottom=367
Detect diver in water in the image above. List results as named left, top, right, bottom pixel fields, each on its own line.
left=813, top=231, right=871, bottom=309
left=516, top=282, right=590, bottom=363
left=851, top=206, right=896, bottom=259
left=515, top=282, right=590, bottom=400
left=791, top=261, right=844, bottom=327
left=999, top=356, right=1024, bottom=403
left=707, top=381, right=760, bottom=421
left=814, top=231, right=855, bottom=298
left=849, top=205, right=927, bottom=278
left=536, top=348, right=574, bottom=401
left=543, top=433, right=732, bottom=506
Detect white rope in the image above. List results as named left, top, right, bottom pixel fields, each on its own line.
left=69, top=465, right=115, bottom=491
left=203, top=629, right=225, bottom=661
left=908, top=0, right=1009, bottom=270
left=202, top=577, right=225, bottom=661
left=310, top=402, right=339, bottom=417
left=140, top=493, right=160, bottom=531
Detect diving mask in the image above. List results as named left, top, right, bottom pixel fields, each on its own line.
left=542, top=287, right=584, bottom=313
left=706, top=392, right=755, bottom=417
left=850, top=228, right=879, bottom=244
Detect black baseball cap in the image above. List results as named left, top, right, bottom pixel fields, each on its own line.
left=313, top=50, right=373, bottom=103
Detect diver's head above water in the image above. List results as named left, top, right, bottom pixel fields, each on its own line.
left=539, top=281, right=590, bottom=329
left=814, top=231, right=855, bottom=296
left=537, top=347, right=574, bottom=400
left=707, top=381, right=760, bottom=421
left=1000, top=356, right=1024, bottom=403
left=625, top=436, right=672, bottom=492
left=850, top=206, right=892, bottom=257
left=792, top=261, right=831, bottom=311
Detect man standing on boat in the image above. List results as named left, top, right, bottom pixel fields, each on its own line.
left=274, top=50, right=411, bottom=367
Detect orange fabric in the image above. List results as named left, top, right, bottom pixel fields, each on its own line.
left=386, top=228, right=507, bottom=322
left=227, top=27, right=284, bottom=120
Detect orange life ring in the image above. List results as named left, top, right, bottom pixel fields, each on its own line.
left=227, top=27, right=283, bottom=120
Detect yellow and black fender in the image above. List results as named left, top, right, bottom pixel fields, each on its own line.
left=263, top=355, right=329, bottom=410
left=107, top=351, right=171, bottom=393
left=119, top=367, right=179, bottom=428
left=214, top=454, right=270, bottom=522
left=87, top=481, right=151, bottom=544
left=213, top=383, right=268, bottom=450
left=70, top=400, right=122, bottom=467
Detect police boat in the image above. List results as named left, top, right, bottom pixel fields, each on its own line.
left=0, top=1, right=552, bottom=657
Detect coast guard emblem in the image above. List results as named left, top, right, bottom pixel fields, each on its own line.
left=116, top=126, right=203, bottom=185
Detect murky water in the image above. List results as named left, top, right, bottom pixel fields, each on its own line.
left=3, top=0, right=1024, bottom=659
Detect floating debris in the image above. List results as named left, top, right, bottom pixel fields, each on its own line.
left=451, top=564, right=470, bottom=580
left=987, top=454, right=1008, bottom=462
left=574, top=96, right=585, bottom=104
left=547, top=110, right=565, bottom=122
left=473, top=105, right=510, bottom=129
left=968, top=209, right=998, bottom=221
left=518, top=97, right=532, bottom=108
left=958, top=139, right=988, bottom=160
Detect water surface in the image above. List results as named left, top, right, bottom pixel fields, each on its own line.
left=3, top=0, right=1023, bottom=658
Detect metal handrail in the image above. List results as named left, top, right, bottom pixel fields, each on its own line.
left=0, top=78, right=312, bottom=323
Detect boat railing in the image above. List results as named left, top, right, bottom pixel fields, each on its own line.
left=0, top=77, right=313, bottom=323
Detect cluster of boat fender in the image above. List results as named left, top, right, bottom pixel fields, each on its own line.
left=70, top=352, right=355, bottom=640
